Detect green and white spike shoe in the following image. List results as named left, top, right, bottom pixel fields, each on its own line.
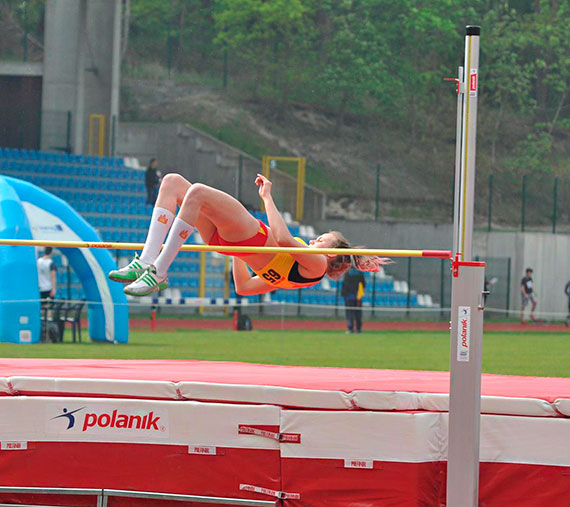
left=108, top=253, right=149, bottom=283
left=123, top=265, right=168, bottom=297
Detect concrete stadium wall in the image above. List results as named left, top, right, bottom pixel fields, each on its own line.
left=117, top=122, right=255, bottom=203
left=318, top=221, right=569, bottom=316
left=117, top=122, right=326, bottom=221
left=478, top=231, right=570, bottom=317
left=42, top=0, right=121, bottom=154
left=315, top=220, right=453, bottom=250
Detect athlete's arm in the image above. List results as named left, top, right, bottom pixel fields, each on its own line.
left=256, top=174, right=327, bottom=277
left=232, top=257, right=275, bottom=295
left=50, top=265, right=57, bottom=297
left=256, top=174, right=298, bottom=246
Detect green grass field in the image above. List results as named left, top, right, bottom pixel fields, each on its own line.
left=1, top=329, right=569, bottom=377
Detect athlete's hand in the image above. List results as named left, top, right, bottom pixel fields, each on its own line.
left=255, top=173, right=272, bottom=200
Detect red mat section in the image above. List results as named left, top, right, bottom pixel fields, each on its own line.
left=2, top=358, right=570, bottom=402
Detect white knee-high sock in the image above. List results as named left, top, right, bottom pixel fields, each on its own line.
left=140, top=207, right=175, bottom=265
left=153, top=217, right=194, bottom=277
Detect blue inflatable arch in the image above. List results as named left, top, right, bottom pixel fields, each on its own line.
left=0, top=176, right=129, bottom=343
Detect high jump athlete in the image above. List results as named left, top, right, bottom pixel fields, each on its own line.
left=109, top=173, right=389, bottom=296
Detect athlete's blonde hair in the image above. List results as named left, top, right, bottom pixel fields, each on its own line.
left=325, top=231, right=355, bottom=280
left=325, top=231, right=393, bottom=280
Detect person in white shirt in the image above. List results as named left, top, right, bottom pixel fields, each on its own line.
left=37, top=247, right=57, bottom=300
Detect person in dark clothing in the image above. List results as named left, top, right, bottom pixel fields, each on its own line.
left=341, top=267, right=366, bottom=333
left=145, top=158, right=161, bottom=205
left=520, top=267, right=537, bottom=323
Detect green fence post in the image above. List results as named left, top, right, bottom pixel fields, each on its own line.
left=167, top=0, right=174, bottom=77
left=371, top=272, right=376, bottom=318
left=440, top=258, right=445, bottom=319
left=335, top=281, right=339, bottom=318
left=67, top=264, right=71, bottom=301
left=521, top=175, right=527, bottom=232
left=223, top=42, right=228, bottom=89
left=406, top=257, right=411, bottom=318
left=22, top=0, right=28, bottom=62
left=553, top=177, right=558, bottom=234
left=488, top=174, right=493, bottom=232
left=37, top=107, right=42, bottom=150
left=506, top=257, right=511, bottom=318
left=236, top=154, right=243, bottom=201
left=66, top=111, right=72, bottom=153
left=110, top=115, right=117, bottom=157
left=375, top=164, right=380, bottom=221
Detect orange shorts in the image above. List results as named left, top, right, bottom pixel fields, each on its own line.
left=208, top=219, right=268, bottom=257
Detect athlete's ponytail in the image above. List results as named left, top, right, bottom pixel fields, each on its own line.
left=325, top=231, right=393, bottom=280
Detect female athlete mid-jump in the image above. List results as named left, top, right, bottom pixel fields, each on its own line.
left=109, top=173, right=389, bottom=296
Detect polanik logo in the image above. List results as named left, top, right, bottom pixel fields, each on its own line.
left=50, top=407, right=85, bottom=429
left=48, top=404, right=169, bottom=438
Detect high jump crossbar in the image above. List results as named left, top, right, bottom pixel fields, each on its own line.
left=0, top=239, right=452, bottom=259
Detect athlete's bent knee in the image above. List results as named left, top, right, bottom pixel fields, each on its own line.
left=162, top=173, right=190, bottom=190
left=184, top=182, right=209, bottom=202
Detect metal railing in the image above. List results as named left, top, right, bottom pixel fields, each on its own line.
left=0, top=486, right=277, bottom=506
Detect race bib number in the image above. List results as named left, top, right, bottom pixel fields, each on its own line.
left=261, top=268, right=282, bottom=284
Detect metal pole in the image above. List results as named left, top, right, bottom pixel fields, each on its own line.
left=553, top=177, right=558, bottom=234
left=67, top=264, right=71, bottom=301
left=452, top=66, right=464, bottom=257
left=521, top=175, right=527, bottom=232
left=74, top=0, right=87, bottom=154
left=223, top=42, right=228, bottom=89
left=447, top=25, right=483, bottom=507
left=22, top=0, right=28, bottom=62
left=111, top=115, right=117, bottom=157
left=66, top=111, right=72, bottom=153
left=440, top=258, right=445, bottom=319
left=371, top=272, right=376, bottom=317
left=236, top=154, right=243, bottom=201
left=37, top=106, right=42, bottom=150
left=406, top=257, right=411, bottom=317
left=448, top=261, right=485, bottom=507
left=375, top=163, right=380, bottom=221
left=457, top=27, right=479, bottom=261
left=296, top=158, right=306, bottom=222
left=488, top=174, right=493, bottom=232
left=335, top=281, right=339, bottom=318
left=506, top=257, right=511, bottom=317
left=167, top=0, right=174, bottom=77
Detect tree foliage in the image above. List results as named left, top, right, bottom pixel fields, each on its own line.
left=8, top=0, right=557, bottom=175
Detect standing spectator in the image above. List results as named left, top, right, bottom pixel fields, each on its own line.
left=145, top=158, right=161, bottom=206
left=341, top=266, right=366, bottom=333
left=520, top=267, right=537, bottom=323
left=37, top=247, right=57, bottom=301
